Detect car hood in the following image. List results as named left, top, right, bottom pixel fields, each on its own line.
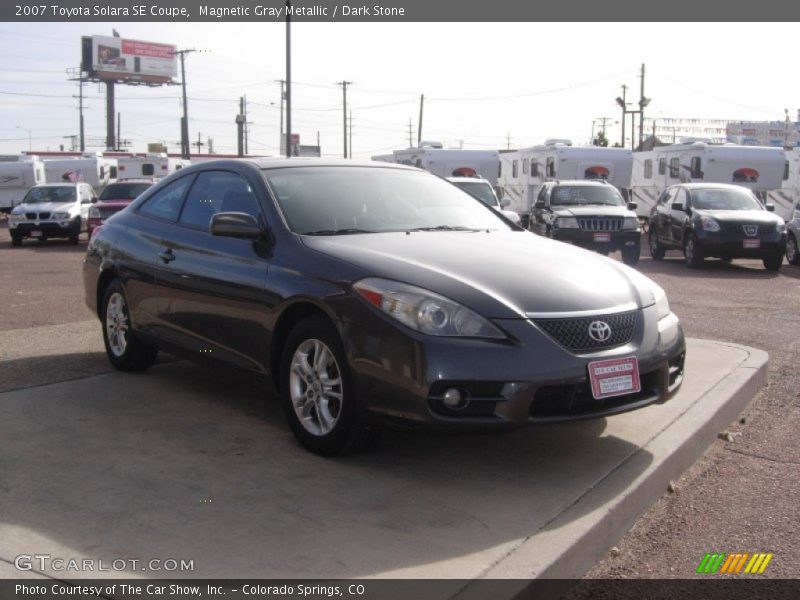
left=694, top=209, right=782, bottom=225
left=303, top=231, right=657, bottom=319
left=551, top=205, right=634, bottom=218
left=12, top=201, right=75, bottom=213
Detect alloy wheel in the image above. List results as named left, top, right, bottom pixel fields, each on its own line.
left=289, top=339, right=343, bottom=436
left=105, top=292, right=129, bottom=357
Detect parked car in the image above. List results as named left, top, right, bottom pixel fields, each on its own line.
left=8, top=182, right=96, bottom=246
left=446, top=176, right=521, bottom=224
left=528, top=180, right=642, bottom=265
left=87, top=179, right=155, bottom=238
left=83, top=159, right=685, bottom=455
left=786, top=200, right=800, bottom=266
left=648, top=183, right=786, bottom=271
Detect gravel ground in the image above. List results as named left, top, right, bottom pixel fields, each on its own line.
left=2, top=220, right=798, bottom=581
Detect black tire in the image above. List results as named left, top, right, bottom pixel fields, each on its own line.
left=101, top=280, right=158, bottom=371
left=11, top=234, right=22, bottom=247
left=68, top=218, right=81, bottom=245
left=684, top=233, right=704, bottom=268
left=280, top=315, right=377, bottom=456
left=786, top=234, right=800, bottom=266
left=648, top=228, right=666, bottom=260
left=763, top=253, right=783, bottom=272
left=621, top=244, right=641, bottom=266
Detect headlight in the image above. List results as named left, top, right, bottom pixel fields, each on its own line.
left=776, top=221, right=786, bottom=234
left=9, top=212, right=24, bottom=222
left=88, top=207, right=100, bottom=219
left=622, top=217, right=640, bottom=230
left=652, top=282, right=671, bottom=320
left=353, top=278, right=505, bottom=339
left=52, top=211, right=70, bottom=220
left=554, top=217, right=580, bottom=229
left=700, top=216, right=720, bottom=232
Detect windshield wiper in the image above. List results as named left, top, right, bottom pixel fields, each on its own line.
left=302, top=228, right=376, bottom=236
left=408, top=225, right=484, bottom=232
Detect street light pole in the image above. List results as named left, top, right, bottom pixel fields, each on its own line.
left=285, top=1, right=292, bottom=158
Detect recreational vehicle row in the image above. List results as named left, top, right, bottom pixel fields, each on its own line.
left=372, top=146, right=501, bottom=185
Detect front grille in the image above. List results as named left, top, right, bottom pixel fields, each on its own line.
left=98, top=207, right=122, bottom=219
left=530, top=370, right=659, bottom=419
left=25, top=212, right=36, bottom=220
left=578, top=217, right=623, bottom=231
left=38, top=212, right=50, bottom=220
left=534, top=310, right=638, bottom=352
left=720, top=221, right=774, bottom=235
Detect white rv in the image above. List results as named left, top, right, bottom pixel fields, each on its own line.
left=42, top=153, right=118, bottom=190
left=497, top=140, right=633, bottom=225
left=117, top=153, right=190, bottom=179
left=766, top=148, right=800, bottom=221
left=630, top=141, right=786, bottom=219
left=373, top=146, right=501, bottom=185
left=0, top=155, right=46, bottom=213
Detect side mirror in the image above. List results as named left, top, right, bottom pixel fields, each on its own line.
left=671, top=202, right=684, bottom=212
left=500, top=197, right=511, bottom=208
left=210, top=212, right=263, bottom=239
left=534, top=200, right=546, bottom=210
left=627, top=201, right=638, bottom=211
left=765, top=203, right=775, bottom=212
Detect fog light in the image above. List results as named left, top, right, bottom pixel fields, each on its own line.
left=442, top=387, right=469, bottom=409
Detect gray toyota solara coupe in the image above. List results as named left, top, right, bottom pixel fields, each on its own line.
left=83, top=158, right=685, bottom=455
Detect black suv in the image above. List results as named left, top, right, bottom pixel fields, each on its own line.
left=648, top=183, right=786, bottom=271
left=530, top=180, right=642, bottom=265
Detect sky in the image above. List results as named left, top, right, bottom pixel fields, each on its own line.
left=0, top=22, right=796, bottom=157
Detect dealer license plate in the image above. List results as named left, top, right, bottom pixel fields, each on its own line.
left=593, top=232, right=611, bottom=243
left=743, top=239, right=760, bottom=249
left=588, top=356, right=641, bottom=400
left=29, top=230, right=42, bottom=238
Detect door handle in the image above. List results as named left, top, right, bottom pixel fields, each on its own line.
left=158, top=248, right=176, bottom=263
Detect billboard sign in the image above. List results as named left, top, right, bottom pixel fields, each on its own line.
left=82, top=35, right=177, bottom=83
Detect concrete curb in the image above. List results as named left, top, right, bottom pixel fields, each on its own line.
left=457, top=339, right=767, bottom=598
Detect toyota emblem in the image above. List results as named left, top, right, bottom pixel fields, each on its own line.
left=588, top=320, right=612, bottom=342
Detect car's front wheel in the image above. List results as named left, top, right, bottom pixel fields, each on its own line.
left=648, top=228, right=666, bottom=260
left=786, top=234, right=800, bottom=266
left=621, top=244, right=641, bottom=266
left=684, top=233, right=704, bottom=268
left=281, top=315, right=376, bottom=455
left=763, top=252, right=783, bottom=272
left=10, top=233, right=22, bottom=247
left=101, top=280, right=158, bottom=371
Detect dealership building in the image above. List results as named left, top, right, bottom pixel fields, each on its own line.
left=726, top=114, right=800, bottom=148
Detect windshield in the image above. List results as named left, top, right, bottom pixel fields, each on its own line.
left=265, top=167, right=512, bottom=234
left=22, top=186, right=76, bottom=204
left=100, top=182, right=151, bottom=201
left=551, top=185, right=625, bottom=207
left=451, top=181, right=498, bottom=207
left=690, top=188, right=762, bottom=211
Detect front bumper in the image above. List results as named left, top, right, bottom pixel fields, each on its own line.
left=9, top=217, right=80, bottom=238
left=695, top=229, right=785, bottom=258
left=342, top=301, right=685, bottom=430
left=552, top=228, right=642, bottom=252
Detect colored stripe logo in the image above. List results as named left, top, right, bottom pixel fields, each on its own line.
left=697, top=552, right=773, bottom=574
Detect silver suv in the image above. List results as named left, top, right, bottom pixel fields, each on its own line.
left=8, top=182, right=97, bottom=246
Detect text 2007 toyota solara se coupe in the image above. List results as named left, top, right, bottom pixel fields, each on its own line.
left=83, top=159, right=685, bottom=455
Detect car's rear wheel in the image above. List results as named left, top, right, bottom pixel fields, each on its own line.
left=621, top=244, right=641, bottom=266
left=684, top=233, right=704, bottom=268
left=786, top=234, right=800, bottom=266
left=281, top=315, right=376, bottom=456
left=10, top=234, right=22, bottom=247
left=101, top=280, right=158, bottom=371
left=648, top=228, right=666, bottom=260
left=763, top=252, right=783, bottom=272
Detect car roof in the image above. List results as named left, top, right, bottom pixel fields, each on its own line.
left=33, top=182, right=86, bottom=188
left=544, top=180, right=611, bottom=187
left=111, top=178, right=155, bottom=183
left=446, top=177, right=491, bottom=184
left=670, top=183, right=750, bottom=191
left=178, top=157, right=421, bottom=172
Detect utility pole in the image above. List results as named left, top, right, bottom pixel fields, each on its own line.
left=417, top=93, right=424, bottom=146
left=192, top=131, right=205, bottom=154
left=348, top=109, right=353, bottom=158
left=617, top=84, right=627, bottom=147
left=67, top=67, right=86, bottom=152
left=407, top=119, right=415, bottom=147
left=506, top=131, right=512, bottom=150
left=105, top=81, right=115, bottom=151
left=236, top=97, right=245, bottom=157
left=285, top=1, right=292, bottom=158
left=337, top=80, right=353, bottom=158
left=116, top=112, right=121, bottom=151
left=638, top=63, right=649, bottom=149
left=243, top=94, right=249, bottom=155
left=275, top=79, right=285, bottom=151
left=208, top=138, right=214, bottom=154
left=173, top=48, right=197, bottom=159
